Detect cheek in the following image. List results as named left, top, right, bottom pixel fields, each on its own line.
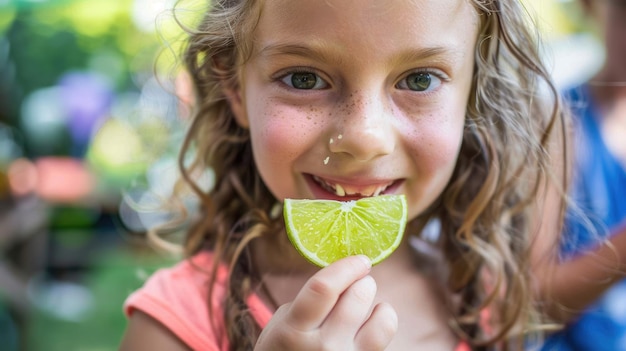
left=405, top=107, right=465, bottom=173
left=433, top=96, right=467, bottom=159
left=246, top=98, right=328, bottom=199
left=425, top=121, right=464, bottom=168
left=404, top=109, right=464, bottom=219
left=253, top=114, right=299, bottom=161
left=250, top=103, right=323, bottom=161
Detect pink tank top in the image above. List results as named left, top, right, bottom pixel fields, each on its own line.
left=124, top=251, right=471, bottom=350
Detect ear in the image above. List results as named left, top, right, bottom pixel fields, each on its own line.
left=222, top=80, right=249, bottom=129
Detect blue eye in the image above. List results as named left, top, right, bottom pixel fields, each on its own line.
left=397, top=72, right=442, bottom=92
left=282, top=72, right=328, bottom=90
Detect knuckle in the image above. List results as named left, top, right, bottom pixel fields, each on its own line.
left=278, top=335, right=302, bottom=349
left=378, top=314, right=398, bottom=341
left=375, top=306, right=398, bottom=344
left=350, top=276, right=376, bottom=305
left=368, top=328, right=395, bottom=350
left=275, top=325, right=306, bottom=349
left=307, top=276, right=335, bottom=297
left=363, top=304, right=398, bottom=350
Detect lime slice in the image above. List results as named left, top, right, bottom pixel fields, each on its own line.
left=283, top=195, right=407, bottom=267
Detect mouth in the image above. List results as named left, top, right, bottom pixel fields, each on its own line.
left=308, top=174, right=399, bottom=199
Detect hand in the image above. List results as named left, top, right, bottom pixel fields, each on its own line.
left=255, top=255, right=398, bottom=351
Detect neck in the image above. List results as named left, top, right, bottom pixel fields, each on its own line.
left=251, top=229, right=319, bottom=276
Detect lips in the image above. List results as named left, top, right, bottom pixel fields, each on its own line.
left=311, top=175, right=396, bottom=197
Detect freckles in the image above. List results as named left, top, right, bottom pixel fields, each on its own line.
left=257, top=104, right=323, bottom=160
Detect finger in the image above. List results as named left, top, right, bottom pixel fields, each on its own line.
left=287, top=255, right=372, bottom=330
left=256, top=303, right=303, bottom=351
left=322, top=275, right=377, bottom=337
left=355, top=302, right=398, bottom=351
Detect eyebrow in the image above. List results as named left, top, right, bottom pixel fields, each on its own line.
left=257, top=43, right=460, bottom=67
left=392, top=47, right=459, bottom=66
left=257, top=42, right=343, bottom=64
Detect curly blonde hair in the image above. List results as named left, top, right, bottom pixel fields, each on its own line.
left=170, top=0, right=569, bottom=349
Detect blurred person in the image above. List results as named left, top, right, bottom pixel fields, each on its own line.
left=539, top=0, right=626, bottom=349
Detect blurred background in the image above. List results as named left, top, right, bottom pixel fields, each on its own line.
left=0, top=0, right=604, bottom=350
left=0, top=0, right=194, bottom=350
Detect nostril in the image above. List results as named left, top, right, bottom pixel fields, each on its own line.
left=329, top=127, right=395, bottom=162
left=328, top=133, right=343, bottom=152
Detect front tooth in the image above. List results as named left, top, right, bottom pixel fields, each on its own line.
left=367, top=185, right=380, bottom=196
left=354, top=185, right=372, bottom=196
left=342, top=185, right=358, bottom=196
left=335, top=184, right=346, bottom=196
left=373, top=186, right=384, bottom=196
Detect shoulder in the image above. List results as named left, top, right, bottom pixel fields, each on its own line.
left=120, top=310, right=193, bottom=351
left=124, top=251, right=230, bottom=317
left=122, top=251, right=230, bottom=351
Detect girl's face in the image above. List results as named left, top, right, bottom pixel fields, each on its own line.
left=228, top=0, right=479, bottom=221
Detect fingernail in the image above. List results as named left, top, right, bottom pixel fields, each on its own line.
left=357, top=255, right=372, bottom=269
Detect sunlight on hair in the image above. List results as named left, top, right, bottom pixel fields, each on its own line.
left=153, top=0, right=206, bottom=78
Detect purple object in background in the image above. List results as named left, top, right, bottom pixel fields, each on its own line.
left=58, top=71, right=114, bottom=157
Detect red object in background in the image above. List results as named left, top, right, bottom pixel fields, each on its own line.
left=8, top=157, right=95, bottom=204
left=7, top=159, right=38, bottom=197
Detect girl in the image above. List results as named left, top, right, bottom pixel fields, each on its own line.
left=120, top=0, right=569, bottom=350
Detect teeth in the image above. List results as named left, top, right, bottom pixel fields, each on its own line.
left=360, top=185, right=376, bottom=196
left=373, top=187, right=383, bottom=196
left=335, top=184, right=346, bottom=196
left=313, top=175, right=392, bottom=197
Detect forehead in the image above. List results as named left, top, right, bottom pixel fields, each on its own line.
left=252, top=0, right=479, bottom=59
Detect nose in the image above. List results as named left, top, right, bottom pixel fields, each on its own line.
left=329, top=90, right=395, bottom=162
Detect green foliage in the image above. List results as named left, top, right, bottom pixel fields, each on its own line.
left=5, top=0, right=159, bottom=98
left=26, top=249, right=174, bottom=351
